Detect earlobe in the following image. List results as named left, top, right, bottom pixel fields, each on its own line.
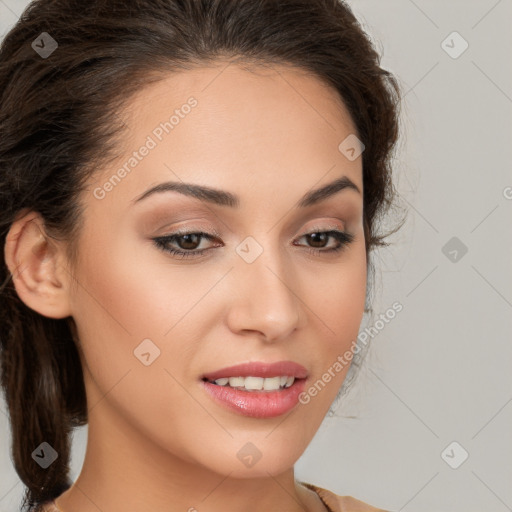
left=4, top=211, right=73, bottom=319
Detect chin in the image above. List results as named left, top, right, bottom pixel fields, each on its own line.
left=196, top=433, right=308, bottom=479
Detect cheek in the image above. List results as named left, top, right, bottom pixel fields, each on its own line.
left=67, top=240, right=215, bottom=461
left=306, top=240, right=367, bottom=393
left=67, top=228, right=230, bottom=407
left=70, top=231, right=213, bottom=341
left=318, top=239, right=367, bottom=340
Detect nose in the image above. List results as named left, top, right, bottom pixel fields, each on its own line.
left=225, top=243, right=304, bottom=343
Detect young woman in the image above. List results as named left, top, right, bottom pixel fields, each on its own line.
left=0, top=1, right=402, bottom=511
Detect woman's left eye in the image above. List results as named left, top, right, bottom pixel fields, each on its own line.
left=152, top=229, right=355, bottom=260
left=296, top=230, right=355, bottom=255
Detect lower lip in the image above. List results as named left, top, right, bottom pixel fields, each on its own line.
left=201, top=379, right=306, bottom=418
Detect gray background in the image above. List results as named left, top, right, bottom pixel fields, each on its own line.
left=1, top=1, right=511, bottom=511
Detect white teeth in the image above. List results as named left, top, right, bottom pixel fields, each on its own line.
left=228, top=376, right=245, bottom=388
left=212, top=376, right=296, bottom=391
left=244, top=376, right=264, bottom=390
left=263, top=376, right=281, bottom=391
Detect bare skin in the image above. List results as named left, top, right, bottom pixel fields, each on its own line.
left=5, top=61, right=366, bottom=512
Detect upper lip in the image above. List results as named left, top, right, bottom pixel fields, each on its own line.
left=202, top=361, right=308, bottom=381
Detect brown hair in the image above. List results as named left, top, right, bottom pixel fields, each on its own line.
left=0, top=0, right=402, bottom=509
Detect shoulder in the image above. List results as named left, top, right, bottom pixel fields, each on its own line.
left=300, top=482, right=392, bottom=512
left=39, top=488, right=391, bottom=512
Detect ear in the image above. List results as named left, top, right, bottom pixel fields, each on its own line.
left=4, top=210, right=73, bottom=319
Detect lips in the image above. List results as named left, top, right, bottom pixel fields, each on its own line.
left=201, top=361, right=308, bottom=418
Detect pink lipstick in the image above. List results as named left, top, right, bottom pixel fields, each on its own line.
left=201, top=361, right=308, bottom=418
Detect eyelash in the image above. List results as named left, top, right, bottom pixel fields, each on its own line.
left=152, top=228, right=355, bottom=260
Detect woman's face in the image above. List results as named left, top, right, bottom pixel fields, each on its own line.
left=67, top=61, right=366, bottom=477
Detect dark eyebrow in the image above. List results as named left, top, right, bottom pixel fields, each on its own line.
left=132, top=175, right=360, bottom=208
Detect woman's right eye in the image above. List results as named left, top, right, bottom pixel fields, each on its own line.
left=152, top=231, right=221, bottom=259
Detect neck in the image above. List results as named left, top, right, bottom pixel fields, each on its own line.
left=54, top=401, right=324, bottom=512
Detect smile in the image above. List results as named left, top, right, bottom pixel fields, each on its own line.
left=201, top=361, right=308, bottom=418
left=207, top=375, right=295, bottom=391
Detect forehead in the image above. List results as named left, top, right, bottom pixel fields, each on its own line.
left=125, top=61, right=357, bottom=135
left=87, top=61, right=363, bottom=211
